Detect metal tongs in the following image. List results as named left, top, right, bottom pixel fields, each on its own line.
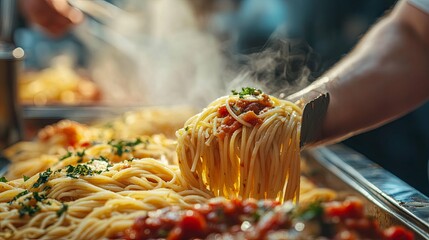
left=300, top=93, right=330, bottom=148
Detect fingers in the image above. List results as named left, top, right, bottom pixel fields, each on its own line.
left=19, top=0, right=84, bottom=37
left=50, top=0, right=84, bottom=24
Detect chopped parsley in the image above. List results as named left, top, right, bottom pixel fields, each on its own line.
left=231, top=87, right=262, bottom=99
left=23, top=175, right=30, bottom=182
left=9, top=179, right=53, bottom=218
left=89, top=156, right=109, bottom=164
left=56, top=203, right=68, bottom=217
left=32, top=168, right=52, bottom=188
left=184, top=126, right=189, bottom=131
left=0, top=176, right=7, bottom=182
left=14, top=191, right=49, bottom=217
left=32, top=192, right=47, bottom=202
left=65, top=164, right=102, bottom=179
left=76, top=150, right=86, bottom=158
left=76, top=149, right=86, bottom=163
left=10, top=190, right=29, bottom=202
left=59, top=151, right=72, bottom=161
left=108, top=138, right=143, bottom=156
left=18, top=202, right=40, bottom=217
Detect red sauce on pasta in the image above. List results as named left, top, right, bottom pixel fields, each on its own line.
left=217, top=94, right=274, bottom=139
left=121, top=198, right=414, bottom=240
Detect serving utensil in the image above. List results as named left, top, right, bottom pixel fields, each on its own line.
left=300, top=93, right=330, bottom=147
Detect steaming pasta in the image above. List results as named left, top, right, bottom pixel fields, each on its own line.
left=0, top=104, right=335, bottom=239
left=177, top=88, right=305, bottom=203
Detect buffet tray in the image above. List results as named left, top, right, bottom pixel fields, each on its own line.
left=303, top=145, right=429, bottom=240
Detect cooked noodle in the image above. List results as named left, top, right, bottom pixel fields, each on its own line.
left=176, top=89, right=303, bottom=203
left=0, top=147, right=211, bottom=239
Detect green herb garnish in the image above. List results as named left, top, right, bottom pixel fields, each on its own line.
left=56, top=203, right=68, bottom=217
left=11, top=190, right=29, bottom=202
left=23, top=175, right=30, bottom=182
left=76, top=150, right=86, bottom=158
left=108, top=138, right=143, bottom=156
left=0, top=176, right=7, bottom=182
left=89, top=156, right=109, bottom=164
left=32, top=168, right=52, bottom=188
left=18, top=202, right=40, bottom=217
left=59, top=151, right=72, bottom=161
left=231, top=87, right=262, bottom=99
left=32, top=192, right=47, bottom=202
left=65, top=164, right=102, bottom=179
left=10, top=188, right=50, bottom=217
left=77, top=149, right=87, bottom=163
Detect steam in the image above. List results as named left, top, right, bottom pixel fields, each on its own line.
left=74, top=0, right=318, bottom=108
left=227, top=28, right=319, bottom=99
left=75, top=0, right=225, bottom=107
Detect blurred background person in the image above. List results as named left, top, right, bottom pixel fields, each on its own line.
left=18, top=0, right=84, bottom=38
left=15, top=0, right=86, bottom=69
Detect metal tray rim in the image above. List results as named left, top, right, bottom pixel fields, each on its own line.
left=305, top=145, right=429, bottom=239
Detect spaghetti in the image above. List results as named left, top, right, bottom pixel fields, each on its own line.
left=0, top=104, right=334, bottom=239
left=0, top=157, right=211, bottom=239
left=176, top=88, right=303, bottom=203
left=0, top=108, right=211, bottom=240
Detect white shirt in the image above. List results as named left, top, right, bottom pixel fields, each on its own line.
left=409, top=0, right=429, bottom=14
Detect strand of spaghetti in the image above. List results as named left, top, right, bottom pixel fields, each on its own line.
left=228, top=128, right=241, bottom=196
left=225, top=98, right=253, bottom=127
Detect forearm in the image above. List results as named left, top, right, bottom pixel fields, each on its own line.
left=292, top=1, right=429, bottom=145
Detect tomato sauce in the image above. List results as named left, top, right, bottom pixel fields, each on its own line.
left=121, top=198, right=414, bottom=240
left=216, top=94, right=274, bottom=139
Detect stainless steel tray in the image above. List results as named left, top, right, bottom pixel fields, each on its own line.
left=303, top=145, right=429, bottom=240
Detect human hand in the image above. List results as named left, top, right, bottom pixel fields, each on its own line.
left=19, top=0, right=84, bottom=37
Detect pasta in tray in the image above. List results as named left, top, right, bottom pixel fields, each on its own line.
left=0, top=99, right=335, bottom=240
left=0, top=157, right=211, bottom=239
left=19, top=65, right=100, bottom=106
left=176, top=88, right=302, bottom=203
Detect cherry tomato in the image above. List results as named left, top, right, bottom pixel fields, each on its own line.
left=383, top=226, right=414, bottom=240
left=325, top=199, right=364, bottom=219
left=218, top=105, right=229, bottom=117
left=180, top=210, right=207, bottom=233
